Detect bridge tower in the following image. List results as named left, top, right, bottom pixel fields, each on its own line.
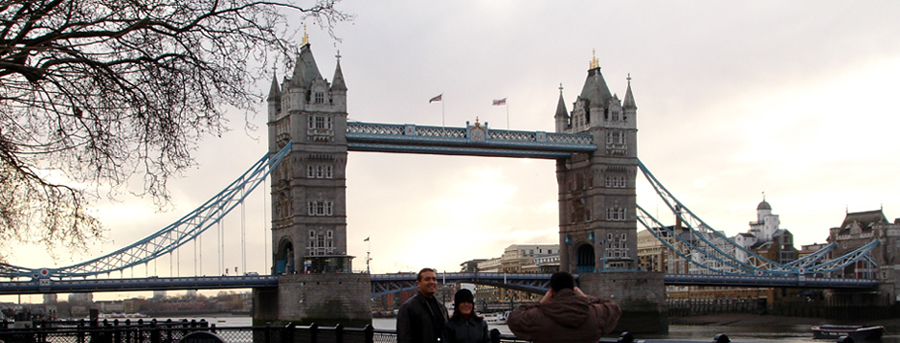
left=556, top=53, right=639, bottom=273
left=253, top=38, right=370, bottom=326
left=555, top=53, right=666, bottom=333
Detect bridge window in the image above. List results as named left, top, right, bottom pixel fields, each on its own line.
left=606, top=207, right=626, bottom=221
left=610, top=131, right=623, bottom=144
left=605, top=175, right=627, bottom=188
left=307, top=229, right=336, bottom=256
left=612, top=111, right=620, bottom=122
left=307, top=201, right=334, bottom=216
left=307, top=165, right=334, bottom=179
left=308, top=115, right=333, bottom=130
left=315, top=92, right=324, bottom=104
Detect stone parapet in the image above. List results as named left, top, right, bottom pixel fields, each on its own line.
left=254, top=273, right=372, bottom=327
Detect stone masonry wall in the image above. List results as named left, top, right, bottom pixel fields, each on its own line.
left=579, top=272, right=667, bottom=334
left=275, top=273, right=372, bottom=327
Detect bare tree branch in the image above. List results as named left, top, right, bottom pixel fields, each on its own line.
left=0, top=0, right=350, bottom=261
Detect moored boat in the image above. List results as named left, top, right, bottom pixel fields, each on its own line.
left=483, top=311, right=507, bottom=325
left=812, top=325, right=884, bottom=340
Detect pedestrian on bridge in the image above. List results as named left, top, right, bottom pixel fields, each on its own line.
left=507, top=271, right=621, bottom=343
left=442, top=289, right=490, bottom=343
left=397, top=268, right=448, bottom=343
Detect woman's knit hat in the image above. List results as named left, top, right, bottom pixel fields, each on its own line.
left=454, top=289, right=474, bottom=306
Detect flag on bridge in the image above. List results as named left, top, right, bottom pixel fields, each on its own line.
left=429, top=94, right=442, bottom=103
left=492, top=98, right=507, bottom=106
left=364, top=237, right=370, bottom=242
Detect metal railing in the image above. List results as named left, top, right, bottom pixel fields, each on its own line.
left=0, top=320, right=735, bottom=343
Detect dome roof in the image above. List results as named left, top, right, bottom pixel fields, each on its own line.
left=757, top=200, right=771, bottom=211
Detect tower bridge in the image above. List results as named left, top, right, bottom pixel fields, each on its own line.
left=1, top=40, right=893, bottom=333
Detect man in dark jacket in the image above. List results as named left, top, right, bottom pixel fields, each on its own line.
left=507, top=271, right=621, bottom=343
left=397, top=268, right=448, bottom=343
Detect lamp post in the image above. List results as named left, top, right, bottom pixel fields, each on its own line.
left=365, top=237, right=371, bottom=274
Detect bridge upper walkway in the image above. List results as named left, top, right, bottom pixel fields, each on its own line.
left=346, top=122, right=596, bottom=158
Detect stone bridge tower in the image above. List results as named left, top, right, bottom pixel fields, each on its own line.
left=253, top=38, right=370, bottom=326
left=555, top=53, right=639, bottom=273
left=555, top=52, right=666, bottom=333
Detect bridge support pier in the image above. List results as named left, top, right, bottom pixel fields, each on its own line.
left=579, top=272, right=668, bottom=334
left=252, top=274, right=372, bottom=327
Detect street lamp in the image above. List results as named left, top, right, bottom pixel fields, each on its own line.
left=364, top=237, right=371, bottom=274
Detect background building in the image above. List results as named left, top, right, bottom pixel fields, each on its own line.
left=827, top=209, right=900, bottom=304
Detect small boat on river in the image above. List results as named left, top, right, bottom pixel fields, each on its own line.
left=812, top=325, right=884, bottom=340
left=483, top=312, right=507, bottom=325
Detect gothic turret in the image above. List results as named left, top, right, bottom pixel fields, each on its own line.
left=268, top=74, right=282, bottom=101
left=623, top=74, right=636, bottom=110
left=555, top=84, right=570, bottom=133
left=330, top=52, right=347, bottom=111
left=331, top=52, right=347, bottom=92
left=267, top=74, right=282, bottom=153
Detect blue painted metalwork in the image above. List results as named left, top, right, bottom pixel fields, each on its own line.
left=0, top=142, right=293, bottom=280
left=663, top=273, right=878, bottom=289
left=0, top=275, right=277, bottom=294
left=636, top=160, right=878, bottom=276
left=346, top=122, right=595, bottom=158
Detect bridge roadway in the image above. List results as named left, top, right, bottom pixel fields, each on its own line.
left=0, top=273, right=878, bottom=296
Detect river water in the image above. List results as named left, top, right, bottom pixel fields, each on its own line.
left=172, top=316, right=900, bottom=343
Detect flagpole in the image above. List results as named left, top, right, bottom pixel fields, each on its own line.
left=441, top=93, right=445, bottom=133
left=506, top=100, right=510, bottom=129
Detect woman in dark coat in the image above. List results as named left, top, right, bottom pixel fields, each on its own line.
left=442, top=289, right=490, bottom=343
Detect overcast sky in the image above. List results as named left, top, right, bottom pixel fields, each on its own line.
left=6, top=0, right=900, bottom=301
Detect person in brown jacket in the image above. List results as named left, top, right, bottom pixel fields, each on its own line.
left=507, top=271, right=621, bottom=343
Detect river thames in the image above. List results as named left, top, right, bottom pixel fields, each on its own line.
left=180, top=315, right=900, bottom=343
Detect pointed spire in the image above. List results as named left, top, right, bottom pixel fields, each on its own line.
left=331, top=50, right=347, bottom=91
left=555, top=83, right=569, bottom=119
left=302, top=23, right=309, bottom=46
left=267, top=71, right=281, bottom=101
left=623, top=73, right=637, bottom=110
left=589, top=49, right=600, bottom=70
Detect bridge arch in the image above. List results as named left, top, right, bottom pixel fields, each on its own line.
left=275, top=238, right=295, bottom=274
left=576, top=242, right=595, bottom=274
